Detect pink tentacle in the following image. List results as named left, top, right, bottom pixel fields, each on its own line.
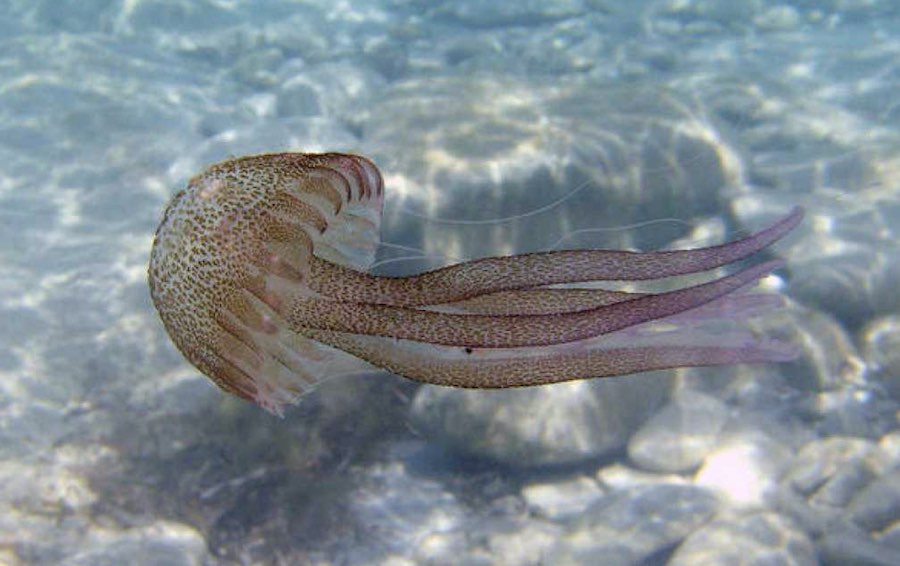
left=306, top=206, right=803, bottom=307
left=301, top=328, right=797, bottom=389
left=424, top=287, right=639, bottom=315
left=270, top=260, right=783, bottom=348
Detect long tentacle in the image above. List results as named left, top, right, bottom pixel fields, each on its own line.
left=301, top=328, right=797, bottom=389
left=439, top=287, right=779, bottom=319
left=305, top=206, right=803, bottom=307
left=263, top=260, right=782, bottom=348
left=426, top=287, right=639, bottom=315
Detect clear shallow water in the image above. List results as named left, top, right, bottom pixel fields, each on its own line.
left=1, top=1, right=899, bottom=564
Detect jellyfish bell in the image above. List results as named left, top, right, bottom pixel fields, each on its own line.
left=149, top=152, right=803, bottom=416
left=149, top=153, right=384, bottom=414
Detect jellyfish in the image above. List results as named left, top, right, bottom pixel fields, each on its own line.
left=148, top=152, right=803, bottom=415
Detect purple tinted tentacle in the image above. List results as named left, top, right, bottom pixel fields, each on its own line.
left=274, top=260, right=784, bottom=348
left=301, top=329, right=798, bottom=389
left=308, top=207, right=804, bottom=307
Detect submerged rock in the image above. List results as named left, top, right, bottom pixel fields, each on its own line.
left=549, top=484, right=720, bottom=565
left=628, top=390, right=730, bottom=473
left=367, top=76, right=746, bottom=260
left=669, top=511, right=816, bottom=566
left=61, top=522, right=209, bottom=566
left=521, top=476, right=607, bottom=520
left=777, top=435, right=900, bottom=563
left=409, top=371, right=671, bottom=467
left=695, top=431, right=792, bottom=508
left=783, top=437, right=893, bottom=506
left=861, top=316, right=900, bottom=401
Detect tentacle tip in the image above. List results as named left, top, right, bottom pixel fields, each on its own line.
left=785, top=205, right=805, bottom=228
left=262, top=404, right=286, bottom=419
left=753, top=338, right=801, bottom=364
left=252, top=390, right=299, bottom=418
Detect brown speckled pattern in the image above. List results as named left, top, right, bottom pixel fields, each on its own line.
left=149, top=153, right=383, bottom=413
left=149, top=152, right=802, bottom=415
